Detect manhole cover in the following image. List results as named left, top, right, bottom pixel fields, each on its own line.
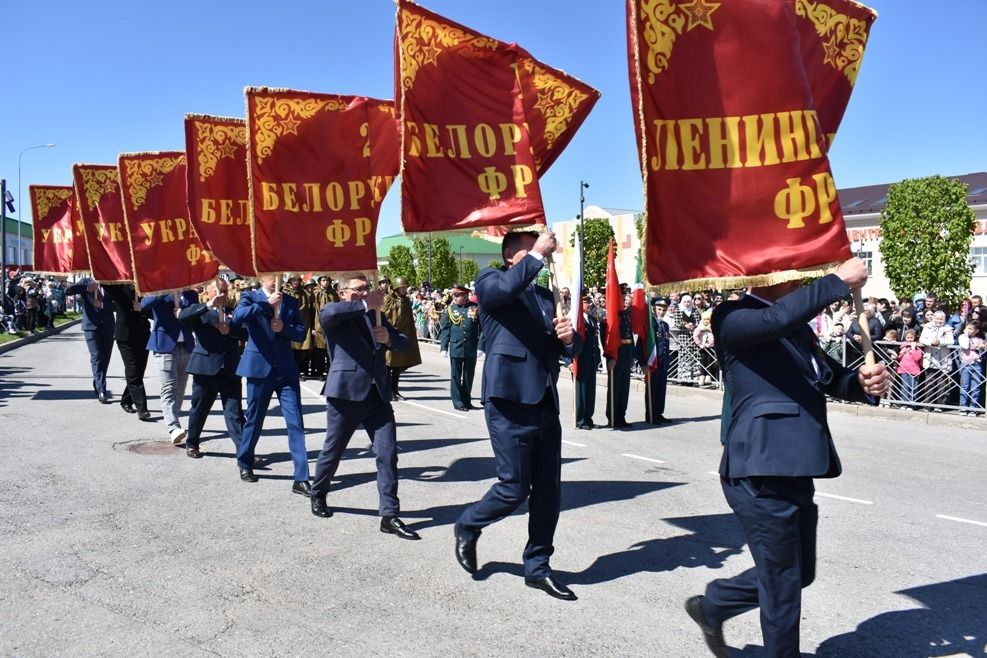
left=122, top=440, right=181, bottom=456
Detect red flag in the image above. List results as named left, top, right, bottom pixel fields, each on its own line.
left=603, top=240, right=622, bottom=360
left=72, top=164, right=133, bottom=282
left=119, top=151, right=220, bottom=295
left=630, top=283, right=647, bottom=344
left=30, top=185, right=79, bottom=275
left=185, top=114, right=256, bottom=276
left=627, top=0, right=875, bottom=290
left=245, top=88, right=399, bottom=274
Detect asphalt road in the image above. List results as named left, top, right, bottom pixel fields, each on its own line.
left=1, top=326, right=984, bottom=657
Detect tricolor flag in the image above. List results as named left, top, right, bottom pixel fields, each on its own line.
left=603, top=240, right=622, bottom=360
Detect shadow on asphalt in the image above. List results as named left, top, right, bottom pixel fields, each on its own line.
left=561, top=512, right=744, bottom=586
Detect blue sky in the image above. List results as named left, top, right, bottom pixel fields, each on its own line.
left=4, top=0, right=985, bottom=241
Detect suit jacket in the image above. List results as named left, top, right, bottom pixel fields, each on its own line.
left=65, top=279, right=115, bottom=334
left=475, top=256, right=580, bottom=410
left=179, top=302, right=245, bottom=377
left=141, top=291, right=198, bottom=353
left=103, top=284, right=150, bottom=344
left=232, top=288, right=305, bottom=379
left=713, top=274, right=875, bottom=480
left=320, top=300, right=409, bottom=401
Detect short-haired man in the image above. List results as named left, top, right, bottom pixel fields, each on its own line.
left=311, top=273, right=419, bottom=540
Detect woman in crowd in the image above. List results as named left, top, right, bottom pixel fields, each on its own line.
left=919, top=310, right=955, bottom=411
left=670, top=294, right=701, bottom=382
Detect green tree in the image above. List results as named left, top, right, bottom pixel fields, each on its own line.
left=458, top=258, right=480, bottom=284
left=880, top=175, right=976, bottom=309
left=412, top=235, right=458, bottom=289
left=487, top=259, right=502, bottom=270
left=383, top=245, right=417, bottom=285
left=570, top=218, right=617, bottom=287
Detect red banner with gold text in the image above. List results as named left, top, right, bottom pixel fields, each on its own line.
left=30, top=185, right=80, bottom=274
left=119, top=152, right=220, bottom=295
left=185, top=114, right=256, bottom=276
left=396, top=0, right=545, bottom=231
left=628, top=0, right=875, bottom=289
left=72, top=164, right=133, bottom=283
left=245, top=88, right=398, bottom=274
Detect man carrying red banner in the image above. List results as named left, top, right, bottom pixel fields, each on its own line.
left=454, top=230, right=581, bottom=600
left=686, top=259, right=888, bottom=657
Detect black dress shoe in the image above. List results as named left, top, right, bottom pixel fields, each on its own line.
left=239, top=467, right=258, bottom=483
left=98, top=392, right=111, bottom=404
left=453, top=526, right=478, bottom=573
left=121, top=403, right=136, bottom=414
left=292, top=480, right=312, bottom=497
left=685, top=596, right=730, bottom=658
left=392, top=392, right=406, bottom=401
left=311, top=495, right=333, bottom=518
left=455, top=405, right=469, bottom=411
left=186, top=446, right=202, bottom=459
left=380, top=516, right=421, bottom=540
left=525, top=575, right=577, bottom=601
left=137, top=409, right=152, bottom=421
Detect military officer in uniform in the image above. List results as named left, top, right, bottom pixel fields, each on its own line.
left=571, top=293, right=601, bottom=429
left=382, top=276, right=422, bottom=400
left=311, top=275, right=338, bottom=380
left=603, top=293, right=635, bottom=429
left=647, top=298, right=672, bottom=424
left=439, top=284, right=482, bottom=411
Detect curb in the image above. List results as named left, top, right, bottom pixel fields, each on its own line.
left=0, top=319, right=82, bottom=355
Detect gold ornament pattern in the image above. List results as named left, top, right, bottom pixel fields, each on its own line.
left=34, top=187, right=72, bottom=221
left=123, top=155, right=186, bottom=210
left=398, top=7, right=498, bottom=91
left=194, top=120, right=247, bottom=183
left=638, top=0, right=720, bottom=83
left=250, top=95, right=348, bottom=165
left=795, top=0, right=870, bottom=86
left=79, top=167, right=120, bottom=212
left=521, top=59, right=590, bottom=166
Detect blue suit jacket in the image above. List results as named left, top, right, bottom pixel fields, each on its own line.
left=179, top=302, right=245, bottom=377
left=65, top=279, right=115, bottom=334
left=141, top=291, right=198, bottom=353
left=476, top=255, right=580, bottom=410
left=713, top=274, right=875, bottom=480
left=320, top=301, right=409, bottom=401
left=232, top=289, right=305, bottom=379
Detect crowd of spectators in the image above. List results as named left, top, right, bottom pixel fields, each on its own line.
left=2, top=270, right=72, bottom=334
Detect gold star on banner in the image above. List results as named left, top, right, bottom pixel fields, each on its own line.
left=147, top=171, right=165, bottom=188
left=822, top=35, right=841, bottom=67
left=280, top=115, right=301, bottom=135
left=217, top=141, right=238, bottom=159
left=680, top=0, right=720, bottom=31
left=421, top=42, right=441, bottom=66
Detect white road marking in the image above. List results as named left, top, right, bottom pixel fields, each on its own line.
left=622, top=453, right=666, bottom=464
left=300, top=382, right=324, bottom=398
left=707, top=471, right=720, bottom=477
left=395, top=399, right=469, bottom=419
left=562, top=440, right=586, bottom=447
left=936, top=514, right=987, bottom=528
left=814, top=492, right=873, bottom=505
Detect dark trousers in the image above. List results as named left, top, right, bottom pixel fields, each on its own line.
left=449, top=356, right=477, bottom=408
left=237, top=374, right=309, bottom=481
left=703, top=476, right=818, bottom=658
left=187, top=372, right=244, bottom=450
left=311, top=387, right=399, bottom=516
left=116, top=341, right=149, bottom=413
left=606, top=348, right=633, bottom=424
left=84, top=329, right=114, bottom=396
left=648, top=360, right=669, bottom=421
left=456, top=391, right=562, bottom=579
left=574, top=363, right=597, bottom=427
left=389, top=366, right=406, bottom=396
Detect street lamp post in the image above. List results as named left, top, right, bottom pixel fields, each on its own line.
left=578, top=180, right=589, bottom=286
left=17, top=144, right=56, bottom=270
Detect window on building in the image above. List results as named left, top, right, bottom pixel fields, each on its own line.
left=858, top=250, right=873, bottom=276
left=971, top=246, right=987, bottom=275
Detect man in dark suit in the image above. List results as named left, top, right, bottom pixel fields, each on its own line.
left=439, top=283, right=482, bottom=411
left=65, top=278, right=116, bottom=403
left=231, top=274, right=310, bottom=496
left=685, top=258, right=888, bottom=658
left=103, top=284, right=152, bottom=420
left=571, top=293, right=601, bottom=429
left=453, top=231, right=581, bottom=600
left=142, top=290, right=198, bottom=444
left=646, top=298, right=672, bottom=424
left=179, top=278, right=245, bottom=459
left=310, top=273, right=418, bottom=539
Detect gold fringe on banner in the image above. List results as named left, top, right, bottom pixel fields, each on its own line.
left=647, top=261, right=842, bottom=295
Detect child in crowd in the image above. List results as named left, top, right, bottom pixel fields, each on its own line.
left=822, top=323, right=846, bottom=364
left=957, top=321, right=986, bottom=416
left=694, top=310, right=716, bottom=386
left=896, top=329, right=923, bottom=407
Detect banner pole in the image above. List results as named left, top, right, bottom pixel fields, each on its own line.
left=645, top=370, right=653, bottom=424
left=852, top=288, right=876, bottom=367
